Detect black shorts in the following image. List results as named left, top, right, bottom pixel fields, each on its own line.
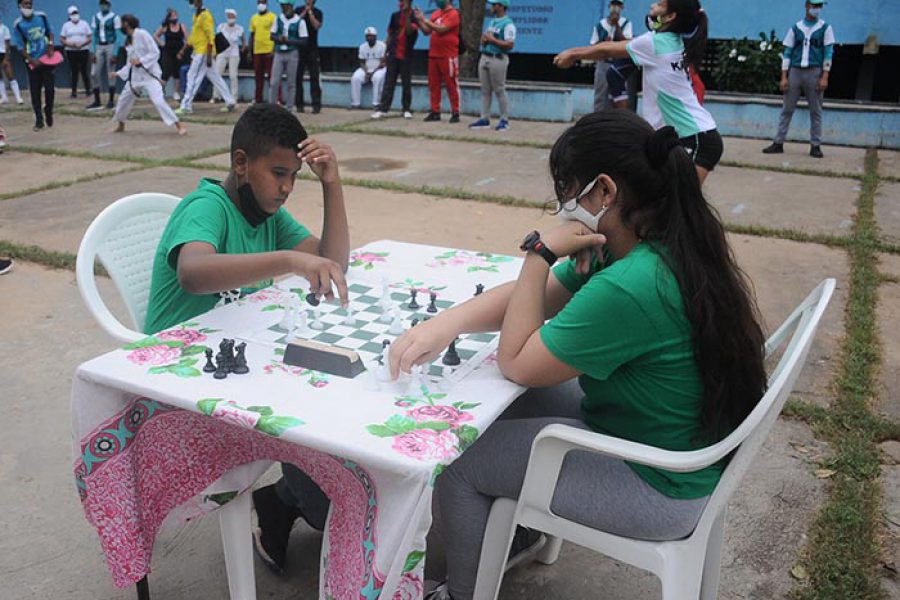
left=679, top=128, right=724, bottom=172
left=606, top=60, right=637, bottom=103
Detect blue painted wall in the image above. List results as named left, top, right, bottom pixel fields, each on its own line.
left=1, top=0, right=894, bottom=53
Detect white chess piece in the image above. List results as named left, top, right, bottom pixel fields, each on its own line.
left=343, top=306, right=357, bottom=327
left=309, top=306, right=325, bottom=331
left=296, top=309, right=309, bottom=335
left=388, top=309, right=405, bottom=335
left=279, top=304, right=296, bottom=332
left=439, top=366, right=454, bottom=391
left=405, top=365, right=423, bottom=398
left=377, top=345, right=393, bottom=382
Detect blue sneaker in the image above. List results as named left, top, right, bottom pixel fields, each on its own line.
left=495, top=119, right=510, bottom=132
left=468, top=118, right=490, bottom=129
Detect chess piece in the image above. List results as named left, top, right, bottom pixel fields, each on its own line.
left=410, top=318, right=420, bottom=328
left=343, top=306, right=357, bottom=327
left=405, top=365, right=423, bottom=398
left=309, top=307, right=325, bottom=330
left=442, top=339, right=461, bottom=366
left=203, top=348, right=216, bottom=373
left=279, top=304, right=296, bottom=332
left=233, top=342, right=249, bottom=374
left=408, top=289, right=420, bottom=310
left=389, top=309, right=405, bottom=335
left=475, top=283, right=485, bottom=296
left=439, top=365, right=454, bottom=391
left=306, top=292, right=320, bottom=307
left=427, top=292, right=438, bottom=313
left=213, top=353, right=228, bottom=379
left=296, top=309, right=309, bottom=335
left=377, top=340, right=392, bottom=382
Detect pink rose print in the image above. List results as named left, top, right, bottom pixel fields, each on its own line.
left=157, top=328, right=207, bottom=346
left=247, top=289, right=288, bottom=304
left=406, top=405, right=473, bottom=428
left=211, top=402, right=261, bottom=430
left=354, top=252, right=387, bottom=263
left=393, top=574, right=424, bottom=600
left=392, top=429, right=459, bottom=462
left=127, top=344, right=181, bottom=366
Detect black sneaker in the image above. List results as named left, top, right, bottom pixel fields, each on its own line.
left=312, top=106, right=321, bottom=114
left=449, top=113, right=460, bottom=124
left=296, top=105, right=305, bottom=113
left=505, top=526, right=546, bottom=571
left=762, top=142, right=784, bottom=154
left=0, top=258, right=12, bottom=275
left=70, top=92, right=78, bottom=99
left=251, top=484, right=303, bottom=575
left=45, top=111, right=53, bottom=128
left=106, top=99, right=115, bottom=110
left=810, top=145, right=824, bottom=158
left=33, top=122, right=45, bottom=132
left=86, top=100, right=102, bottom=111
left=423, top=112, right=441, bottom=122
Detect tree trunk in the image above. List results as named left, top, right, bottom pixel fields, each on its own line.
left=458, top=0, right=486, bottom=78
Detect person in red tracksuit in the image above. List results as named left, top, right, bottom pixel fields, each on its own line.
left=413, top=0, right=460, bottom=123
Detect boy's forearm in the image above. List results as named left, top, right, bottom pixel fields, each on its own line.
left=318, top=180, right=350, bottom=271
left=178, top=250, right=295, bottom=294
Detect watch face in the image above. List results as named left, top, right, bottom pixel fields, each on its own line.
left=522, top=231, right=539, bottom=250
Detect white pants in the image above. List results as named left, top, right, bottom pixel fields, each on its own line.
left=181, top=53, right=234, bottom=111
left=113, top=78, right=179, bottom=127
left=213, top=53, right=240, bottom=101
left=350, top=67, right=385, bottom=107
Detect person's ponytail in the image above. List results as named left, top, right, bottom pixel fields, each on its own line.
left=667, top=0, right=708, bottom=69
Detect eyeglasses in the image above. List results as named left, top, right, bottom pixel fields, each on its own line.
left=556, top=177, right=599, bottom=213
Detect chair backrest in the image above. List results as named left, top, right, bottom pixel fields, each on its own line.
left=694, top=278, right=836, bottom=534
left=76, top=192, right=180, bottom=343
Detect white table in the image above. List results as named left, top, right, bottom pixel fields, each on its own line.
left=71, top=240, right=525, bottom=599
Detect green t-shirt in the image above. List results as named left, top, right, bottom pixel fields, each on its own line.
left=144, top=178, right=311, bottom=334
left=540, top=242, right=722, bottom=499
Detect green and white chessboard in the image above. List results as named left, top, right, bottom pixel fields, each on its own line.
left=240, top=283, right=499, bottom=380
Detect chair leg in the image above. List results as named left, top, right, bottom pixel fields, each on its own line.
left=700, top=511, right=727, bottom=600
left=219, top=491, right=257, bottom=600
left=136, top=576, right=150, bottom=600
left=661, top=552, right=704, bottom=600
left=536, top=535, right=563, bottom=565
left=473, top=498, right=518, bottom=600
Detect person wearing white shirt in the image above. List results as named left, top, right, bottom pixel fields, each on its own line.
left=60, top=5, right=92, bottom=98
left=350, top=27, right=386, bottom=109
left=110, top=14, right=186, bottom=136
left=0, top=19, right=25, bottom=104
left=588, top=0, right=633, bottom=111
left=211, top=8, right=245, bottom=102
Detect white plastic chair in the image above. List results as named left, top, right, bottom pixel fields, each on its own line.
left=76, top=192, right=180, bottom=342
left=474, top=278, right=837, bottom=600
left=76, top=192, right=260, bottom=600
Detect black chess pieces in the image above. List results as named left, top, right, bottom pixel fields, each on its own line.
left=306, top=292, right=320, bottom=307
left=427, top=292, right=438, bottom=313
left=442, top=339, right=461, bottom=366
left=410, top=318, right=420, bottom=327
left=203, top=348, right=216, bottom=373
left=213, top=353, right=228, bottom=379
left=408, top=289, right=420, bottom=310
left=233, top=342, right=249, bottom=375
left=475, top=283, right=485, bottom=296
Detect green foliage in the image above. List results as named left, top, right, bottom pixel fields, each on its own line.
left=713, top=31, right=783, bottom=94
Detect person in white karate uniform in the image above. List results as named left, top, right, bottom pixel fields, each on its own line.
left=350, top=27, right=386, bottom=109
left=110, top=14, right=186, bottom=135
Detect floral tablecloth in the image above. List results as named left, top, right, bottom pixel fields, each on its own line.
left=71, top=240, right=525, bottom=599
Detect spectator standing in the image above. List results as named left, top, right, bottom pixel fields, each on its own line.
left=13, top=0, right=58, bottom=131
left=60, top=5, right=92, bottom=98
left=762, top=0, right=835, bottom=158
left=414, top=0, right=461, bottom=123
left=154, top=7, right=188, bottom=101
left=350, top=27, right=386, bottom=110
left=295, top=0, right=322, bottom=113
left=1, top=17, right=25, bottom=104
left=269, top=0, right=307, bottom=111
left=590, top=0, right=632, bottom=111
left=248, top=1, right=276, bottom=103
left=176, top=0, right=235, bottom=115
left=86, top=0, right=120, bottom=110
left=371, top=0, right=418, bottom=120
left=469, top=0, right=516, bottom=132
left=212, top=8, right=245, bottom=103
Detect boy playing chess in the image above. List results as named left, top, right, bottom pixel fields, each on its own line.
left=144, top=101, right=348, bottom=575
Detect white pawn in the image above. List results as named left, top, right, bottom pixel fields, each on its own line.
left=309, top=307, right=325, bottom=331
left=343, top=306, right=357, bottom=327
left=296, top=308, right=310, bottom=335
left=377, top=346, right=393, bottom=383
left=388, top=309, right=405, bottom=335
left=279, top=304, right=296, bottom=332
left=439, top=366, right=454, bottom=391
left=405, top=365, right=423, bottom=398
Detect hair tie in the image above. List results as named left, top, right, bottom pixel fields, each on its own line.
left=646, top=126, right=680, bottom=169
left=681, top=24, right=700, bottom=39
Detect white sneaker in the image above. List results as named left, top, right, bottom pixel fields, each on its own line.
left=17, top=97, right=24, bottom=105
left=371, top=111, right=387, bottom=119
left=403, top=111, right=413, bottom=119
left=173, top=91, right=181, bottom=101
left=0, top=97, right=7, bottom=105
left=208, top=98, right=216, bottom=104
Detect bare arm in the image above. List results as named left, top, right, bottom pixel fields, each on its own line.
left=296, top=138, right=350, bottom=272
left=553, top=40, right=629, bottom=68
left=153, top=26, right=165, bottom=46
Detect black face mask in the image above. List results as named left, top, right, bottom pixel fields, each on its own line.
left=238, top=183, right=273, bottom=227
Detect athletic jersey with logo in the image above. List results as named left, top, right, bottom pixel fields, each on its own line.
left=12, top=12, right=53, bottom=59
left=249, top=11, right=276, bottom=54
left=481, top=15, right=516, bottom=55
left=270, top=13, right=307, bottom=52
left=782, top=18, right=835, bottom=70
left=626, top=31, right=716, bottom=138
left=358, top=40, right=386, bottom=71
left=91, top=11, right=119, bottom=45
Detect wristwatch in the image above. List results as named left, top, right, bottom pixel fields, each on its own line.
left=520, top=230, right=558, bottom=266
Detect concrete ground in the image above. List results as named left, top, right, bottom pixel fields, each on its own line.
left=0, top=95, right=897, bottom=600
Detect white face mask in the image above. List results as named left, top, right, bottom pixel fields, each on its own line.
left=21, top=8, right=34, bottom=18
left=71, top=14, right=80, bottom=22
left=557, top=178, right=609, bottom=232
left=808, top=7, right=822, bottom=17
left=227, top=17, right=236, bottom=24
left=257, top=3, right=267, bottom=13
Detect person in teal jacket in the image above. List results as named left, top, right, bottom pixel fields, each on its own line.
left=763, top=0, right=835, bottom=158
left=469, top=0, right=516, bottom=132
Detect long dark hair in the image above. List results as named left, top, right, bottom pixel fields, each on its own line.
left=664, top=0, right=708, bottom=69
left=550, top=110, right=767, bottom=443
left=121, top=14, right=139, bottom=45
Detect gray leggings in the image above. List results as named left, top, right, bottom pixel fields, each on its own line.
left=436, top=380, right=709, bottom=600
left=775, top=66, right=824, bottom=145
left=478, top=53, right=509, bottom=121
